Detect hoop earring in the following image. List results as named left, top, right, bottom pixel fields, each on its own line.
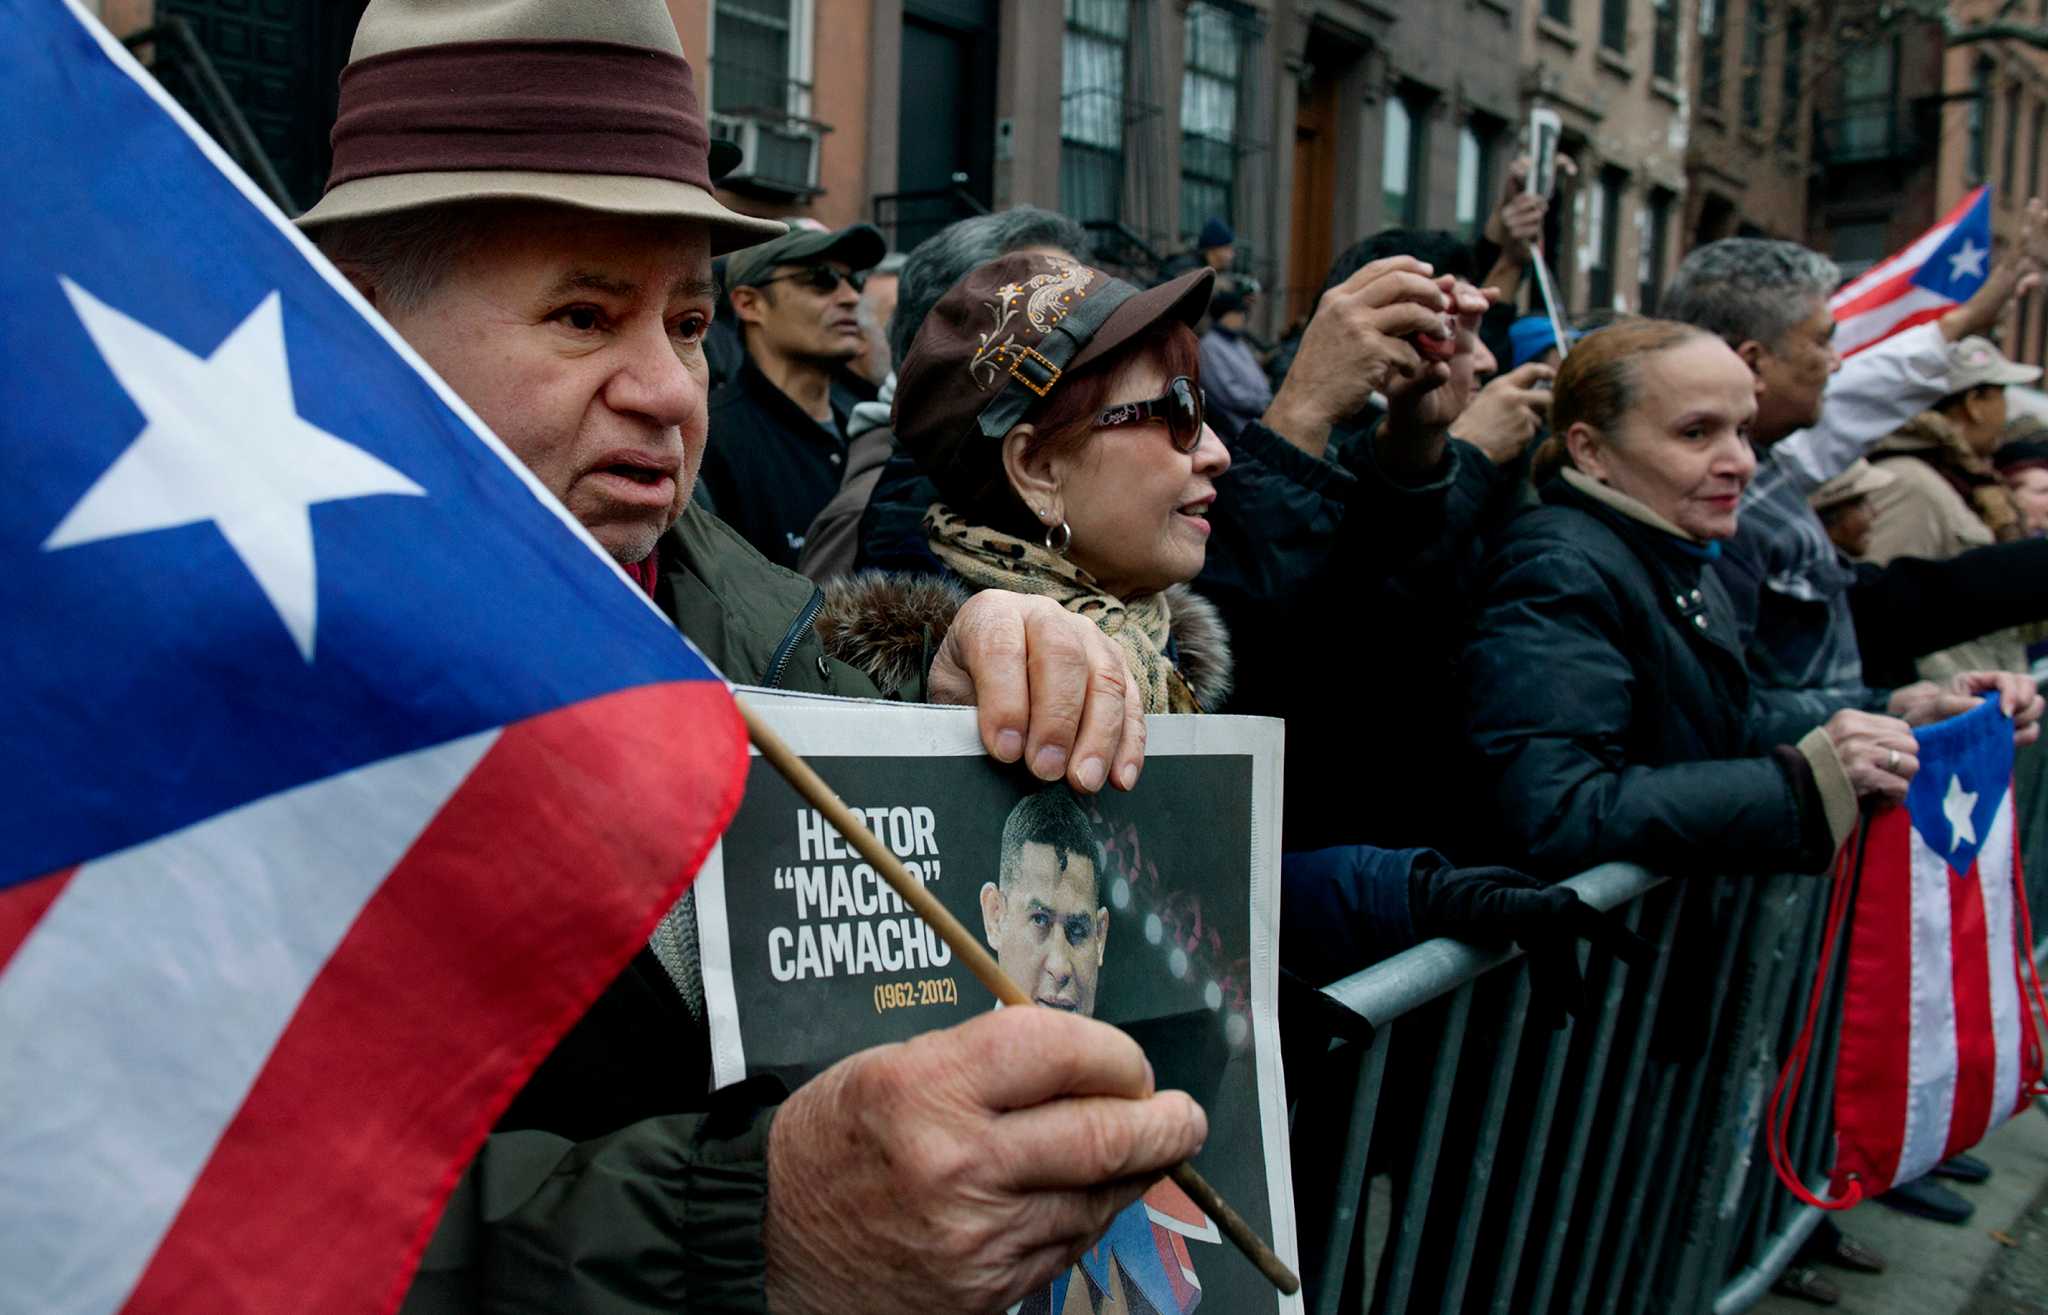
left=1044, top=520, right=1072, bottom=555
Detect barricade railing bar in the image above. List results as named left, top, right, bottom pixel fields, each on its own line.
left=1289, top=735, right=2047, bottom=1315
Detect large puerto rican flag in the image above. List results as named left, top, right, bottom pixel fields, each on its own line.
left=0, top=4, right=748, bottom=1313
left=1829, top=186, right=1994, bottom=359
left=1831, top=695, right=2046, bottom=1199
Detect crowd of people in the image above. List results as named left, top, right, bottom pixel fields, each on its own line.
left=300, top=0, right=2048, bottom=1309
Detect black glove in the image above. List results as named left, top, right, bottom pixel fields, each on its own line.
left=1408, top=864, right=1656, bottom=1029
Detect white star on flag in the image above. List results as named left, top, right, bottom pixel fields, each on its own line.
left=1942, top=773, right=1980, bottom=854
left=43, top=278, right=424, bottom=661
left=1947, top=239, right=1988, bottom=284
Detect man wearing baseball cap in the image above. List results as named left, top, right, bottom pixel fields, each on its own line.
left=297, top=2, right=1194, bottom=1310
left=700, top=222, right=886, bottom=567
left=1862, top=336, right=2039, bottom=678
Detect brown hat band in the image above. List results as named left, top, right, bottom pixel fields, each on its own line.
left=326, top=38, right=712, bottom=194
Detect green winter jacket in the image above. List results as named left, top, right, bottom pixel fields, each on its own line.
left=401, top=509, right=894, bottom=1315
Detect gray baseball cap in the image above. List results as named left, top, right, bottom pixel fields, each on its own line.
left=723, top=222, right=887, bottom=291
left=1944, top=336, right=2042, bottom=394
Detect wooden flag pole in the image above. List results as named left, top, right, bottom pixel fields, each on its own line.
left=740, top=701, right=1301, bottom=1297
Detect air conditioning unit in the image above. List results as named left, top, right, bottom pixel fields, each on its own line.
left=710, top=114, right=821, bottom=197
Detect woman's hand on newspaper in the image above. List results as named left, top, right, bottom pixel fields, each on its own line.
left=929, top=590, right=1148, bottom=795
left=763, top=1007, right=1205, bottom=1314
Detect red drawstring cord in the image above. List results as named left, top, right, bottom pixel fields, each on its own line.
left=2010, top=854, right=2048, bottom=1098
left=1766, top=823, right=1867, bottom=1211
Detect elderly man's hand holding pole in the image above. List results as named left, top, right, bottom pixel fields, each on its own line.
left=764, top=1009, right=1206, bottom=1313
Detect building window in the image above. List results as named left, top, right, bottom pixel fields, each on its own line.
left=1587, top=166, right=1625, bottom=309
left=1832, top=38, right=1898, bottom=161
left=1777, top=10, right=1803, bottom=151
left=710, top=0, right=811, bottom=122
left=1969, top=58, right=1993, bottom=185
left=1060, top=0, right=1130, bottom=226
left=1740, top=0, right=1769, bottom=131
left=1383, top=92, right=1426, bottom=227
left=1700, top=0, right=1726, bottom=112
left=708, top=0, right=818, bottom=193
left=1180, top=1, right=1252, bottom=241
left=1831, top=219, right=1889, bottom=280
left=1600, top=0, right=1627, bottom=53
left=1545, top=0, right=1572, bottom=24
left=1639, top=187, right=1674, bottom=311
left=1652, top=0, right=1679, bottom=81
left=2002, top=83, right=2023, bottom=200
left=1455, top=117, right=1500, bottom=240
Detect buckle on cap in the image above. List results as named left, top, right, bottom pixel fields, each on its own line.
left=1003, top=344, right=1062, bottom=396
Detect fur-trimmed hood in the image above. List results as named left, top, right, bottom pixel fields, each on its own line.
left=815, top=571, right=1235, bottom=711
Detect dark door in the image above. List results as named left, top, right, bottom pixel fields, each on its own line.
left=1288, top=74, right=1339, bottom=326
left=157, top=0, right=368, bottom=211
left=891, top=0, right=997, bottom=252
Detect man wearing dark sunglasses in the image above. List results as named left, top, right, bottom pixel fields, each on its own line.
left=702, top=222, right=887, bottom=568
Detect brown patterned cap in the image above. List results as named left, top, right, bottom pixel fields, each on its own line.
left=893, top=253, right=1213, bottom=514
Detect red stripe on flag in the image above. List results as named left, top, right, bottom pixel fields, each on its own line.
left=119, top=680, right=746, bottom=1315
left=0, top=868, right=76, bottom=973
left=1944, top=859, right=1996, bottom=1158
left=1834, top=809, right=1915, bottom=1194
left=1841, top=306, right=1951, bottom=359
left=1831, top=268, right=1915, bottom=321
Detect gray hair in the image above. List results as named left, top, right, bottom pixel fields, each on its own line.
left=888, top=207, right=1090, bottom=367
left=312, top=203, right=490, bottom=315
left=1657, top=238, right=1841, bottom=350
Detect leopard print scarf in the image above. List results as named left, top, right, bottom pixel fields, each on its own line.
left=923, top=504, right=1201, bottom=713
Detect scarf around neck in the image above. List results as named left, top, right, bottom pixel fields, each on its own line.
left=923, top=504, right=1201, bottom=713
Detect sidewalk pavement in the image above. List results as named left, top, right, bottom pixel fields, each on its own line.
left=1751, top=1103, right=2048, bottom=1315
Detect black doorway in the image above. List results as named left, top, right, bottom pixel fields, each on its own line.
left=888, top=0, right=997, bottom=252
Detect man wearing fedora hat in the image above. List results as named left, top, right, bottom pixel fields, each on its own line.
left=298, top=2, right=1197, bottom=1310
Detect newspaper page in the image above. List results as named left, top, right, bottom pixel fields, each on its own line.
left=696, top=688, right=1299, bottom=1315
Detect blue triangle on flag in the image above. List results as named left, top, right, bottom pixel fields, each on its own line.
left=1911, top=189, right=1995, bottom=302
left=1903, top=693, right=2012, bottom=876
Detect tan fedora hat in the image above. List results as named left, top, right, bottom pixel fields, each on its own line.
left=294, top=0, right=785, bottom=254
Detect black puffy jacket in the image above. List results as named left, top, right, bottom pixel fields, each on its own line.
left=1462, top=474, right=1837, bottom=879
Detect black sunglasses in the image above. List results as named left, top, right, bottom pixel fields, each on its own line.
left=753, top=265, right=867, bottom=295
left=1096, top=376, right=1206, bottom=453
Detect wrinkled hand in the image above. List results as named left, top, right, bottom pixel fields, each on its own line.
left=1261, top=256, right=1471, bottom=458
left=1825, top=708, right=1918, bottom=806
left=929, top=590, right=1145, bottom=793
left=1893, top=671, right=2045, bottom=746
left=1381, top=278, right=1499, bottom=444
left=1409, top=865, right=1655, bottom=1029
left=1449, top=360, right=1555, bottom=464
left=763, top=1008, right=1207, bottom=1315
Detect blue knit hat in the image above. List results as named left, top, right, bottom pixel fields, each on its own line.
left=1197, top=217, right=1234, bottom=250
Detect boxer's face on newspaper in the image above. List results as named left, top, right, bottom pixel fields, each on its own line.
left=982, top=843, right=1109, bottom=1016
left=376, top=207, right=716, bottom=565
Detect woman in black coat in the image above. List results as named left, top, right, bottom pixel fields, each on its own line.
left=1463, top=319, right=1920, bottom=879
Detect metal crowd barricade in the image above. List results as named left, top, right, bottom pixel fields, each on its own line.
left=1288, top=861, right=1870, bottom=1315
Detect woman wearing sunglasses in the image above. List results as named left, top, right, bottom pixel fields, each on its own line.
left=816, top=252, right=1633, bottom=1025
left=821, top=251, right=1236, bottom=713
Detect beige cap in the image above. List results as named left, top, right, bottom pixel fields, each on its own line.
left=1943, top=336, right=2042, bottom=395
left=1808, top=459, right=1896, bottom=512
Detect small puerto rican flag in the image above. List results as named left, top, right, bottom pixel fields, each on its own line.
left=1829, top=186, right=1994, bottom=359
left=1831, top=694, right=2046, bottom=1198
